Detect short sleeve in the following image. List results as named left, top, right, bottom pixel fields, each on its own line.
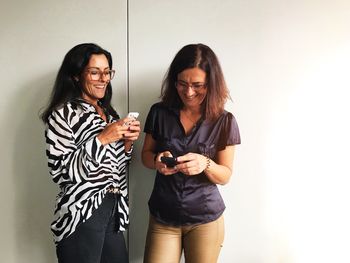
left=143, top=103, right=158, bottom=138
left=217, top=112, right=241, bottom=151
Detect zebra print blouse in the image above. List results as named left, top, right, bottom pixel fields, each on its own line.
left=45, top=99, right=131, bottom=244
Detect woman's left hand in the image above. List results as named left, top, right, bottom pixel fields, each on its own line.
left=123, top=120, right=141, bottom=142
left=175, top=153, right=208, bottom=176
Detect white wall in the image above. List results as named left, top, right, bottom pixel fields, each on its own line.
left=1, top=0, right=350, bottom=262
left=128, top=0, right=350, bottom=262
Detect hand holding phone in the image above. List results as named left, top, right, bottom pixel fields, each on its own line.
left=124, top=112, right=139, bottom=126
left=161, top=156, right=178, bottom=168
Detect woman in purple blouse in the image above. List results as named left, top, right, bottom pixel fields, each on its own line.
left=141, top=43, right=241, bottom=263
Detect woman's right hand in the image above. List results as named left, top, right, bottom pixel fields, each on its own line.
left=155, top=151, right=178, bottom=176
left=97, top=118, right=133, bottom=145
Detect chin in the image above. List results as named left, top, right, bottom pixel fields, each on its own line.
left=97, top=91, right=107, bottom=98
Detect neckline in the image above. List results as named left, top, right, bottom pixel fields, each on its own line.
left=180, top=110, right=203, bottom=136
left=74, top=98, right=109, bottom=123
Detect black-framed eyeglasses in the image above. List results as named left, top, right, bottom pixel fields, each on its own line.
left=175, top=80, right=206, bottom=90
left=85, top=69, right=116, bottom=81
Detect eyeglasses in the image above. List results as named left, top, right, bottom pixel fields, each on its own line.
left=85, top=69, right=116, bottom=81
left=176, top=81, right=206, bottom=90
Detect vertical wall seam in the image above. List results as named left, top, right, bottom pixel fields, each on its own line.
left=126, top=0, right=130, bottom=253
left=127, top=0, right=130, bottom=113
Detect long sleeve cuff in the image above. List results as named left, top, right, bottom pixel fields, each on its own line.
left=125, top=144, right=133, bottom=159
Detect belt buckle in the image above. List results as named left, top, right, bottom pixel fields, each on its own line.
left=107, top=186, right=120, bottom=194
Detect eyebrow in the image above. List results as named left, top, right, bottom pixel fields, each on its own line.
left=86, top=67, right=110, bottom=70
left=177, top=80, right=205, bottom=84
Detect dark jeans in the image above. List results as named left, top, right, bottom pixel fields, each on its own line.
left=56, top=192, right=128, bottom=263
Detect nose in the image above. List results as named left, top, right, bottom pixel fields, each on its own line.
left=96, top=72, right=110, bottom=82
left=184, top=86, right=196, bottom=95
left=99, top=74, right=109, bottom=82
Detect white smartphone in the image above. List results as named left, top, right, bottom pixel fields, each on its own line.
left=127, top=112, right=139, bottom=120
left=124, top=112, right=139, bottom=126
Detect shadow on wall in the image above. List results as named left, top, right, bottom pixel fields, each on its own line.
left=12, top=73, right=57, bottom=263
left=128, top=70, right=164, bottom=263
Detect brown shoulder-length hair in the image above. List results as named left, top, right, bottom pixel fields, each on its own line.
left=161, top=43, right=230, bottom=121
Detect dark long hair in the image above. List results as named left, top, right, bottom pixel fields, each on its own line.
left=161, top=43, right=230, bottom=121
left=41, top=43, right=118, bottom=123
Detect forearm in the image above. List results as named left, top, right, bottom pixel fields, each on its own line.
left=97, top=130, right=133, bottom=153
left=204, top=158, right=232, bottom=185
left=142, top=149, right=156, bottom=169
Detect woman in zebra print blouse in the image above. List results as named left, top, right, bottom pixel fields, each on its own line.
left=41, top=43, right=140, bottom=263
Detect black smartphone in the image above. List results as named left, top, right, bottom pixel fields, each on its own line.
left=160, top=156, right=178, bottom=168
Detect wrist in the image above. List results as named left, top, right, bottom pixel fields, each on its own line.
left=204, top=155, right=211, bottom=171
left=124, top=141, right=133, bottom=154
left=97, top=134, right=107, bottom=146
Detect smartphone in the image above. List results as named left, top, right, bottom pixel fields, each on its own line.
left=127, top=112, right=139, bottom=119
left=161, top=156, right=178, bottom=168
left=124, top=112, right=139, bottom=126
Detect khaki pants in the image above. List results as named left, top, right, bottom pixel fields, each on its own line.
left=144, top=215, right=224, bottom=263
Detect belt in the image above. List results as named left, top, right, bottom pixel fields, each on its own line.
left=107, top=186, right=120, bottom=194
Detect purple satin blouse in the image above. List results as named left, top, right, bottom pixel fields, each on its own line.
left=144, top=102, right=241, bottom=226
